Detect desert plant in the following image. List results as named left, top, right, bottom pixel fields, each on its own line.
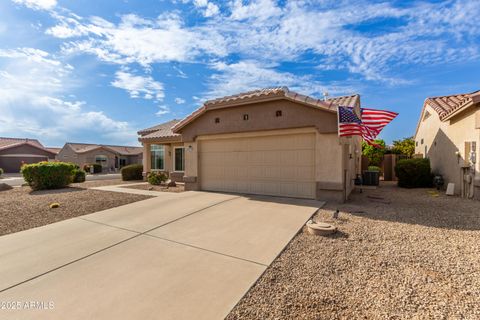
left=83, top=163, right=102, bottom=174
left=395, top=158, right=433, bottom=188
left=147, top=171, right=168, bottom=185
left=72, top=169, right=86, bottom=183
left=392, top=136, right=415, bottom=158
left=362, top=139, right=386, bottom=166
left=367, top=165, right=381, bottom=172
left=121, top=164, right=143, bottom=181
left=21, top=161, right=76, bottom=190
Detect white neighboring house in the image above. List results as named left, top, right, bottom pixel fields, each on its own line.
left=414, top=90, right=480, bottom=199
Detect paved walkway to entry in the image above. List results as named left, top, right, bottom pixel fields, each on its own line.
left=0, top=191, right=324, bottom=320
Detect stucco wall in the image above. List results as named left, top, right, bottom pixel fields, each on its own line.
left=0, top=144, right=55, bottom=173
left=179, top=100, right=338, bottom=142
left=415, top=104, right=480, bottom=195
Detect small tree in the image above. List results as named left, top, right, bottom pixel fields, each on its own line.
left=392, top=136, right=415, bottom=158
left=362, top=139, right=386, bottom=167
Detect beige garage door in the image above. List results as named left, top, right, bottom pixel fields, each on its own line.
left=199, top=132, right=316, bottom=199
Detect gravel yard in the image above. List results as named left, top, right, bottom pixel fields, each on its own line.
left=227, top=182, right=480, bottom=320
left=0, top=180, right=151, bottom=236
left=121, top=183, right=185, bottom=193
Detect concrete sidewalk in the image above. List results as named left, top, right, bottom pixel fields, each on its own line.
left=0, top=191, right=323, bottom=320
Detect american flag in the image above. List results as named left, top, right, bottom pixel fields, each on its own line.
left=338, top=106, right=397, bottom=147
left=361, top=108, right=398, bottom=136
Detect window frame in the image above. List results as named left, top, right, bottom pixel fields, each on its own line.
left=173, top=146, right=185, bottom=172
left=150, top=144, right=165, bottom=171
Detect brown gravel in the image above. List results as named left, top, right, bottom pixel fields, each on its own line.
left=121, top=183, right=185, bottom=193
left=0, top=181, right=151, bottom=236
left=71, top=179, right=143, bottom=188
left=227, top=181, right=480, bottom=320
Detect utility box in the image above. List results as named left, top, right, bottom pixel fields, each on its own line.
left=363, top=170, right=380, bottom=186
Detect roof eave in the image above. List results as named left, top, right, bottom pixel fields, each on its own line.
left=442, top=100, right=474, bottom=121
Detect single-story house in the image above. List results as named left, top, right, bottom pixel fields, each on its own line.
left=45, top=147, right=62, bottom=155
left=0, top=137, right=57, bottom=173
left=139, top=87, right=362, bottom=202
left=57, top=143, right=143, bottom=172
left=414, top=90, right=480, bottom=199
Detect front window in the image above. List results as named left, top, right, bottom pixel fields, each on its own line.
left=174, top=147, right=185, bottom=172
left=95, top=155, right=108, bottom=167
left=151, top=144, right=164, bottom=170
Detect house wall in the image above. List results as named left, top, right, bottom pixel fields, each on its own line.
left=415, top=104, right=480, bottom=197
left=179, top=100, right=339, bottom=142
left=141, top=141, right=184, bottom=182
left=181, top=125, right=358, bottom=202
left=58, top=145, right=117, bottom=171
left=0, top=144, right=55, bottom=173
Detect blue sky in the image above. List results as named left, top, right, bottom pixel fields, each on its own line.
left=1, top=0, right=479, bottom=147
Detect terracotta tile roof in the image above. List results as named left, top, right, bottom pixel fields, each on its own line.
left=137, top=119, right=182, bottom=142
left=66, top=143, right=143, bottom=155
left=425, top=90, right=480, bottom=120
left=325, top=94, right=360, bottom=108
left=45, top=147, right=61, bottom=154
left=172, top=87, right=360, bottom=132
left=0, top=137, right=44, bottom=150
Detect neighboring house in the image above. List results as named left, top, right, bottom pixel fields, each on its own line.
left=0, top=137, right=56, bottom=173
left=414, top=90, right=480, bottom=199
left=57, top=143, right=143, bottom=172
left=45, top=147, right=62, bottom=156
left=139, top=87, right=362, bottom=201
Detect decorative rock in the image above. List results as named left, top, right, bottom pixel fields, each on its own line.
left=0, top=183, right=13, bottom=191
left=306, top=220, right=337, bottom=236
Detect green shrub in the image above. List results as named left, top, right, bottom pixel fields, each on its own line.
left=368, top=166, right=381, bottom=172
left=21, top=161, right=76, bottom=190
left=395, top=158, right=433, bottom=188
left=0, top=168, right=3, bottom=177
left=83, top=163, right=102, bottom=174
left=72, top=169, right=86, bottom=183
left=121, top=164, right=143, bottom=181
left=147, top=171, right=168, bottom=185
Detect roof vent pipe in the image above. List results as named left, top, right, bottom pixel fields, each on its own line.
left=323, top=91, right=329, bottom=101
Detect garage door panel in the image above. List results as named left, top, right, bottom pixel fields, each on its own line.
left=199, top=132, right=316, bottom=199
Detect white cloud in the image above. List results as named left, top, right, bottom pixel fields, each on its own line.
left=156, top=105, right=170, bottom=116
left=174, top=97, right=186, bottom=104
left=53, top=13, right=227, bottom=66
left=206, top=60, right=355, bottom=99
left=0, top=48, right=137, bottom=145
left=12, top=0, right=56, bottom=10
left=111, top=70, right=164, bottom=101
left=230, top=0, right=281, bottom=21
left=193, top=0, right=219, bottom=17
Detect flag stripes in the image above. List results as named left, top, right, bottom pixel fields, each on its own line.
left=337, top=106, right=398, bottom=148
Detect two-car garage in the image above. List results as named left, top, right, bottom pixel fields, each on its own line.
left=198, top=131, right=317, bottom=199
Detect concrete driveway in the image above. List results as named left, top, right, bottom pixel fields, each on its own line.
left=0, top=191, right=323, bottom=320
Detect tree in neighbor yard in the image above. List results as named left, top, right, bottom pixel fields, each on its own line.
left=392, top=136, right=415, bottom=158
left=362, top=139, right=386, bottom=166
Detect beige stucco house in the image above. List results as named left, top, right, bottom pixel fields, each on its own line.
left=139, top=88, right=361, bottom=202
left=57, top=143, right=143, bottom=172
left=414, top=90, right=480, bottom=199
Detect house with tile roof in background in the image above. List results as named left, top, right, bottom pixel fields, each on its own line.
left=138, top=87, right=362, bottom=202
left=0, top=137, right=57, bottom=173
left=414, top=90, right=480, bottom=199
left=57, top=143, right=143, bottom=173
